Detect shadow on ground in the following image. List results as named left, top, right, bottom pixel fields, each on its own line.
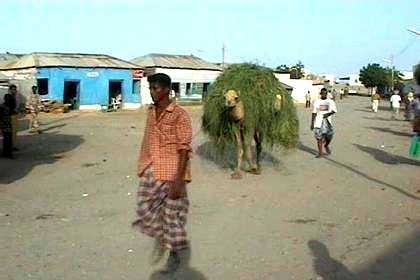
left=149, top=247, right=206, bottom=280
left=309, top=230, right=420, bottom=279
left=297, top=143, right=420, bottom=200
left=0, top=131, right=84, bottom=184
left=354, top=144, right=420, bottom=166
left=367, top=127, right=414, bottom=137
left=195, top=141, right=282, bottom=170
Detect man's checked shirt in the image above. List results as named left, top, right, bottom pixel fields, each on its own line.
left=138, top=102, right=192, bottom=182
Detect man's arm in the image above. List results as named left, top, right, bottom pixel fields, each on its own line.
left=169, top=110, right=192, bottom=199
left=311, top=113, right=316, bottom=130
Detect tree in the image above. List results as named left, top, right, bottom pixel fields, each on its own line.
left=359, top=63, right=388, bottom=90
left=275, top=64, right=290, bottom=73
left=415, top=63, right=420, bottom=85
left=385, top=68, right=404, bottom=91
left=290, top=61, right=305, bottom=79
left=275, top=61, right=305, bottom=79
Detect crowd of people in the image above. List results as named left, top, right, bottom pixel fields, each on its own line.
left=0, top=84, right=41, bottom=159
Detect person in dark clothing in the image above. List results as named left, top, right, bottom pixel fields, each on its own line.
left=8, top=84, right=19, bottom=150
left=0, top=94, right=14, bottom=159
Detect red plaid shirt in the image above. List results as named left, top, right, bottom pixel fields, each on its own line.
left=138, top=102, right=192, bottom=182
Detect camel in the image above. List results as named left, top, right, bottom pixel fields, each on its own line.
left=224, top=89, right=263, bottom=179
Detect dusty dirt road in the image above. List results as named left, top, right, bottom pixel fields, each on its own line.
left=1, top=96, right=420, bottom=280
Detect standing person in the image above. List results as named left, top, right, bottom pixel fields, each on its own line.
left=0, top=94, right=14, bottom=159
left=339, top=88, right=344, bottom=100
left=311, top=88, right=337, bottom=158
left=305, top=91, right=311, bottom=108
left=390, top=91, right=401, bottom=120
left=132, top=73, right=192, bottom=273
left=404, top=92, right=415, bottom=121
left=7, top=85, right=19, bottom=150
left=332, top=89, right=338, bottom=101
left=28, top=85, right=41, bottom=133
left=343, top=87, right=349, bottom=98
left=371, top=89, right=381, bottom=113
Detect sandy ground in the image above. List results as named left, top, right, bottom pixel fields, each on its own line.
left=1, top=96, right=420, bottom=280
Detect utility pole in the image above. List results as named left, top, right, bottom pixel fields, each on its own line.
left=222, top=43, right=226, bottom=69
left=383, top=54, right=394, bottom=92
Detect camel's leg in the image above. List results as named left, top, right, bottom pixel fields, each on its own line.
left=231, top=129, right=243, bottom=179
left=254, top=131, right=262, bottom=173
left=244, top=130, right=259, bottom=175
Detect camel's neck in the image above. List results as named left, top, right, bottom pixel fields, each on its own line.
left=230, top=101, right=245, bottom=122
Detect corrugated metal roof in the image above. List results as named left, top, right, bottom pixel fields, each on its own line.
left=0, top=52, right=142, bottom=70
left=131, top=53, right=222, bottom=71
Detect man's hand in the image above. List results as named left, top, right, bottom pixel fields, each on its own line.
left=168, top=178, right=185, bottom=199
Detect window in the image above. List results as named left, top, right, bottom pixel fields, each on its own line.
left=132, top=79, right=141, bottom=94
left=203, top=83, right=210, bottom=94
left=37, top=78, right=49, bottom=95
left=186, top=83, right=192, bottom=96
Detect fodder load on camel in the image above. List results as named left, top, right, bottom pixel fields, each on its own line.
left=202, top=63, right=299, bottom=179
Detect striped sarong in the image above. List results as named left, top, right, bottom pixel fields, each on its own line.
left=132, top=167, right=189, bottom=251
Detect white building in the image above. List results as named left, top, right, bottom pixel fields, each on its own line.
left=319, top=74, right=336, bottom=85
left=274, top=72, right=318, bottom=103
left=132, top=53, right=222, bottom=105
left=337, top=74, right=363, bottom=86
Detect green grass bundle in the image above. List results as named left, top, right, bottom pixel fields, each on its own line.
left=202, top=63, right=299, bottom=154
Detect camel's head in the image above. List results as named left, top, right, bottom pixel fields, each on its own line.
left=224, top=89, right=240, bottom=107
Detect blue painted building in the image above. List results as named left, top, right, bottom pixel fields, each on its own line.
left=0, top=52, right=144, bottom=110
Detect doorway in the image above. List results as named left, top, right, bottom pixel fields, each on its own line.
left=109, top=81, right=123, bottom=104
left=63, top=81, right=80, bottom=110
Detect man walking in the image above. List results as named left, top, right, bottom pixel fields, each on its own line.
left=390, top=91, right=401, bottom=120
left=371, top=89, right=381, bottom=113
left=305, top=91, right=311, bottom=108
left=28, top=85, right=41, bottom=133
left=7, top=85, right=19, bottom=150
left=133, top=73, right=192, bottom=273
left=0, top=94, right=14, bottom=159
left=311, top=88, right=337, bottom=158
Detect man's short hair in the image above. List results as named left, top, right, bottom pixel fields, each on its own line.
left=320, top=88, right=327, bottom=93
left=9, top=84, right=17, bottom=90
left=147, top=73, right=171, bottom=88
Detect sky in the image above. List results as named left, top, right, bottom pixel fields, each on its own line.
left=1, top=0, right=419, bottom=76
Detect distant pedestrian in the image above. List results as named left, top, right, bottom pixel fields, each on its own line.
left=390, top=91, right=401, bottom=119
left=7, top=84, right=19, bottom=150
left=404, top=92, right=415, bottom=121
left=0, top=94, right=14, bottom=159
left=28, top=85, right=41, bottom=133
left=132, top=73, right=192, bottom=274
left=332, top=89, right=338, bottom=101
left=371, top=89, right=381, bottom=113
left=311, top=88, right=337, bottom=158
left=339, top=88, right=344, bottom=100
left=343, top=87, right=349, bottom=98
left=411, top=95, right=420, bottom=132
left=305, top=91, right=311, bottom=108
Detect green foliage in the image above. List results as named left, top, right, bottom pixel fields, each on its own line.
left=415, top=63, right=420, bottom=86
left=202, top=63, right=299, bottom=155
left=359, top=63, right=389, bottom=88
left=290, top=61, right=305, bottom=79
left=275, top=61, right=305, bottom=79
left=386, top=68, right=404, bottom=91
left=275, top=64, right=290, bottom=73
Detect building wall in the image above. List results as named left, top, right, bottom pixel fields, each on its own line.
left=138, top=67, right=221, bottom=103
left=338, top=74, right=363, bottom=86
left=0, top=68, right=37, bottom=109
left=37, top=67, right=141, bottom=110
left=275, top=73, right=315, bottom=103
